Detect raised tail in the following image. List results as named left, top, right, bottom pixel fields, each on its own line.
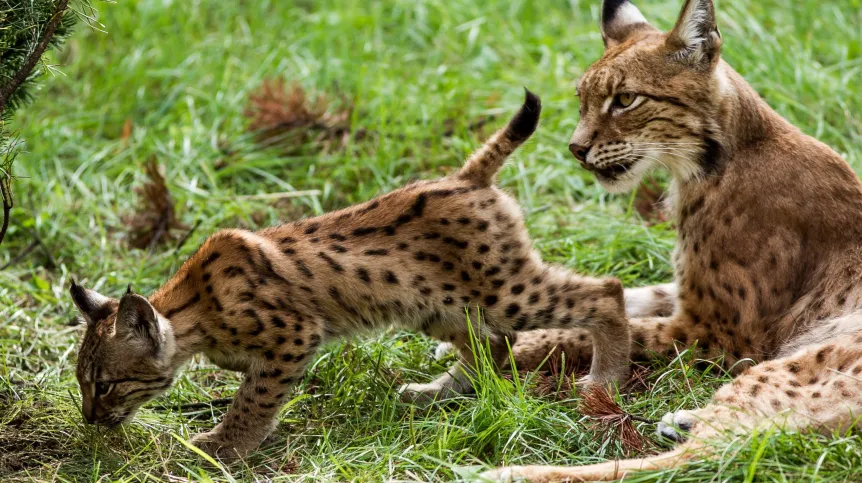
left=457, top=88, right=541, bottom=187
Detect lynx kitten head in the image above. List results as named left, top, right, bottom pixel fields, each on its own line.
left=70, top=281, right=177, bottom=426
left=570, top=0, right=726, bottom=193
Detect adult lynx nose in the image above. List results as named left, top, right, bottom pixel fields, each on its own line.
left=569, top=142, right=590, bottom=161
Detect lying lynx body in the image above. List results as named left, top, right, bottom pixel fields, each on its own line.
left=71, top=91, right=630, bottom=459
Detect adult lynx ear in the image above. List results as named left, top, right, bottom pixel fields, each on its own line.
left=601, top=0, right=657, bottom=48
left=115, top=292, right=161, bottom=350
left=70, top=280, right=117, bottom=325
left=666, top=0, right=722, bottom=68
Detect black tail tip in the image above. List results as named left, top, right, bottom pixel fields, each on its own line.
left=522, top=87, right=541, bottom=111
left=507, top=88, right=541, bottom=140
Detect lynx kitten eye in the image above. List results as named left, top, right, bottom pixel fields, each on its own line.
left=614, top=93, right=637, bottom=108
left=96, top=382, right=115, bottom=397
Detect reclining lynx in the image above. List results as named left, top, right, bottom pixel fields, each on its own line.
left=70, top=90, right=631, bottom=459
left=485, top=0, right=862, bottom=481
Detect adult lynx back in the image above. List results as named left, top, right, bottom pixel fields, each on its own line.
left=486, top=0, right=862, bottom=480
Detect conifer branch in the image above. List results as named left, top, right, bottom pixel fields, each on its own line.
left=0, top=0, right=70, bottom=116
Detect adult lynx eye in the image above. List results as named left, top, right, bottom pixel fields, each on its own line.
left=614, top=93, right=637, bottom=108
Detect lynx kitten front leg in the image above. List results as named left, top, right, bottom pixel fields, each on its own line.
left=191, top=361, right=305, bottom=460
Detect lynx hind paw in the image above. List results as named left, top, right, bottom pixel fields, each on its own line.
left=577, top=367, right=629, bottom=389
left=657, top=409, right=696, bottom=443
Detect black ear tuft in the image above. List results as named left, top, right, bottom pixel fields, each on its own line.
left=126, top=284, right=133, bottom=295
left=70, top=282, right=117, bottom=325
left=666, top=0, right=722, bottom=67
left=601, top=0, right=656, bottom=48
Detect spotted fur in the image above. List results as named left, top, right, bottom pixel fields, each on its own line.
left=71, top=90, right=631, bottom=460
left=486, top=1, right=862, bottom=480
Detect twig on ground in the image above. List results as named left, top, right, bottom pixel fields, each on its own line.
left=0, top=176, right=12, bottom=247
left=580, top=386, right=656, bottom=455
left=153, top=398, right=234, bottom=412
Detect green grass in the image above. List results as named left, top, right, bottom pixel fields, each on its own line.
left=2, top=0, right=861, bottom=481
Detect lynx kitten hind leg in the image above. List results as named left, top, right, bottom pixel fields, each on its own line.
left=434, top=282, right=676, bottom=365
left=404, top=265, right=631, bottom=403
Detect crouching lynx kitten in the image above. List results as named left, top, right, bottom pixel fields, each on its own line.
left=70, top=90, right=630, bottom=460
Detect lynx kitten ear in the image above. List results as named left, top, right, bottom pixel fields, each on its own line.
left=666, top=0, right=722, bottom=67
left=115, top=292, right=161, bottom=350
left=601, top=0, right=656, bottom=48
left=70, top=280, right=117, bottom=325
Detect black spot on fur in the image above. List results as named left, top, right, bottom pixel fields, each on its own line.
left=318, top=252, right=344, bottom=272
left=443, top=237, right=469, bottom=249
left=223, top=266, right=245, bottom=278
left=202, top=252, right=221, bottom=268
left=165, top=293, right=201, bottom=318
left=356, top=267, right=371, bottom=283
left=484, top=266, right=501, bottom=277
left=410, top=194, right=427, bottom=217
left=352, top=227, right=378, bottom=237
left=295, top=259, right=314, bottom=278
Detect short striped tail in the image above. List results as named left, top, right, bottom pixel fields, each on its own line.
left=458, top=89, right=541, bottom=187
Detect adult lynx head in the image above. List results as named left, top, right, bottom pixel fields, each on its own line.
left=570, top=0, right=734, bottom=193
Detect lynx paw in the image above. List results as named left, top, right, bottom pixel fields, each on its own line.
left=398, top=381, right=447, bottom=405
left=657, top=409, right=696, bottom=443
left=576, top=370, right=626, bottom=389
left=190, top=430, right=249, bottom=462
left=479, top=466, right=531, bottom=482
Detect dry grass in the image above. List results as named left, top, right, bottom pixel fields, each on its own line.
left=123, top=157, right=188, bottom=251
